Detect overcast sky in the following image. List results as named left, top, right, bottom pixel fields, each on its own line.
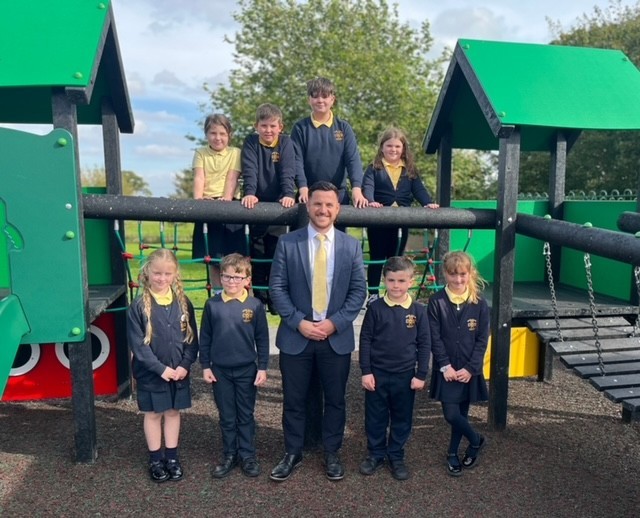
left=10, top=0, right=637, bottom=196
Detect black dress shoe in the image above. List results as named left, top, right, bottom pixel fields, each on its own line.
left=212, top=455, right=238, bottom=479
left=447, top=454, right=463, bottom=477
left=325, top=452, right=345, bottom=481
left=149, top=460, right=169, bottom=483
left=241, top=457, right=261, bottom=477
left=389, top=459, right=409, bottom=481
left=462, top=435, right=486, bottom=469
left=165, top=458, right=184, bottom=481
left=269, top=453, right=302, bottom=481
left=359, top=456, right=384, bottom=476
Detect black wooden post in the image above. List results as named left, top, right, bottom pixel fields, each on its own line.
left=102, top=99, right=131, bottom=398
left=436, top=130, right=453, bottom=276
left=548, top=132, right=567, bottom=284
left=52, top=89, right=97, bottom=463
left=489, top=129, right=520, bottom=430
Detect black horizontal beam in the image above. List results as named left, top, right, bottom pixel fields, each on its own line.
left=82, top=194, right=497, bottom=229
left=517, top=213, right=640, bottom=265
left=617, top=211, right=640, bottom=234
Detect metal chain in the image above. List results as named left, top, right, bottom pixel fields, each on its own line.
left=584, top=253, right=606, bottom=375
left=632, top=266, right=640, bottom=337
left=543, top=242, right=563, bottom=343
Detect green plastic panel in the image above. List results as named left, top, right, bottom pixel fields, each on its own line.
left=450, top=200, right=548, bottom=283
left=0, top=294, right=30, bottom=396
left=0, top=1, right=110, bottom=88
left=561, top=201, right=635, bottom=300
left=84, top=187, right=112, bottom=285
left=0, top=127, right=86, bottom=343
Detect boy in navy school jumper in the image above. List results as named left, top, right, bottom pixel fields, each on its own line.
left=291, top=77, right=367, bottom=209
left=363, top=127, right=438, bottom=301
left=241, top=103, right=307, bottom=313
left=200, top=253, right=269, bottom=479
left=358, top=256, right=431, bottom=481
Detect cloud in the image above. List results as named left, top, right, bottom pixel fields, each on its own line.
left=134, top=144, right=185, bottom=157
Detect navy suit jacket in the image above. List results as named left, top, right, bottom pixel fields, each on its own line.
left=269, top=226, right=366, bottom=355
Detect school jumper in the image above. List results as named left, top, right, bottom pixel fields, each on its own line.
left=359, top=296, right=430, bottom=461
left=291, top=115, right=363, bottom=204
left=241, top=133, right=299, bottom=305
left=427, top=289, right=490, bottom=403
left=199, top=292, right=269, bottom=460
left=127, top=296, right=199, bottom=411
left=362, top=164, right=434, bottom=294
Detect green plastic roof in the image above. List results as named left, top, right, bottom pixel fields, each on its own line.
left=0, top=0, right=133, bottom=132
left=424, top=39, right=640, bottom=153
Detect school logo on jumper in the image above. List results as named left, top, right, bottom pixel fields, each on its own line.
left=467, top=319, right=478, bottom=331
left=242, top=309, right=254, bottom=323
left=334, top=130, right=344, bottom=141
left=405, top=314, right=416, bottom=328
left=271, top=151, right=280, bottom=163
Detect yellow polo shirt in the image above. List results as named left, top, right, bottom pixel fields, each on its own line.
left=192, top=145, right=242, bottom=199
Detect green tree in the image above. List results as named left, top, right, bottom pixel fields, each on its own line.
left=172, top=167, right=193, bottom=199
left=81, top=166, right=152, bottom=196
left=204, top=0, right=492, bottom=197
left=520, top=0, right=640, bottom=195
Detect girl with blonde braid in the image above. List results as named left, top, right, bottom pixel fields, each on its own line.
left=127, top=249, right=199, bottom=483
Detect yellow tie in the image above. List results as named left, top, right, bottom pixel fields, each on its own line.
left=313, top=234, right=328, bottom=314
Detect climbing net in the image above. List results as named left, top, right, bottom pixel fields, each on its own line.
left=113, top=222, right=461, bottom=308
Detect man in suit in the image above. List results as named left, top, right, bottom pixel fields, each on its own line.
left=268, top=181, right=367, bottom=481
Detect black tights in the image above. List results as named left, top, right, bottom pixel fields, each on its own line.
left=441, top=401, right=479, bottom=455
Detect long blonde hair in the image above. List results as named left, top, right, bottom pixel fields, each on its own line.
left=442, top=251, right=487, bottom=304
left=137, top=249, right=195, bottom=345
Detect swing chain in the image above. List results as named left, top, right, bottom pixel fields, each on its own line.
left=632, top=266, right=640, bottom=337
left=584, top=253, right=606, bottom=375
left=543, top=242, right=563, bottom=342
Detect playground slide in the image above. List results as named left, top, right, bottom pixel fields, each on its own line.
left=0, top=294, right=29, bottom=396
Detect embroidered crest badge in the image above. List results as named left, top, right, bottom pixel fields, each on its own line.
left=467, top=319, right=478, bottom=331
left=242, top=309, right=254, bottom=323
left=334, top=130, right=344, bottom=141
left=271, top=151, right=280, bottom=163
left=405, top=314, right=416, bottom=328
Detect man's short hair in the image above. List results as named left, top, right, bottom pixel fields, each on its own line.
left=308, top=181, right=339, bottom=198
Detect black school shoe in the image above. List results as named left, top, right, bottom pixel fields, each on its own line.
left=165, top=458, right=184, bottom=481
left=446, top=454, right=463, bottom=477
left=241, top=457, right=261, bottom=477
left=462, top=435, right=486, bottom=469
left=149, top=460, right=170, bottom=483
left=388, top=459, right=409, bottom=481
left=359, top=456, right=384, bottom=476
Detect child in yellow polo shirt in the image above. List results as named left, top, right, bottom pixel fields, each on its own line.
left=192, top=114, right=245, bottom=289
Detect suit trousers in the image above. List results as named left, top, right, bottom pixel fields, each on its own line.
left=211, top=363, right=258, bottom=459
left=279, top=339, right=351, bottom=455
left=364, top=368, right=415, bottom=461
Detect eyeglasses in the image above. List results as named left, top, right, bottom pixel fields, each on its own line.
left=221, top=274, right=247, bottom=283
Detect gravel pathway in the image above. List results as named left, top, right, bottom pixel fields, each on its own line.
left=1, top=356, right=639, bottom=517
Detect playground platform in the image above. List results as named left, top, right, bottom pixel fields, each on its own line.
left=486, top=281, right=637, bottom=321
